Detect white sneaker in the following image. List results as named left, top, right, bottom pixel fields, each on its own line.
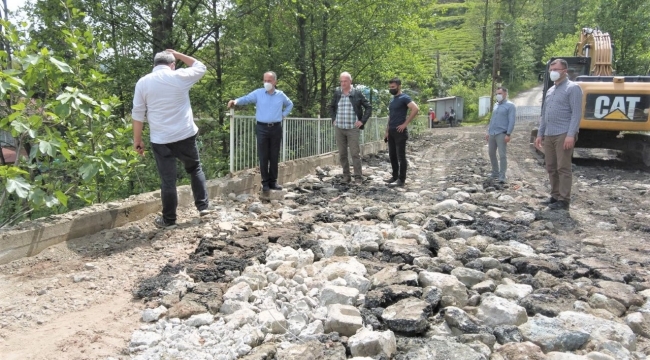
left=199, top=205, right=215, bottom=217
left=154, top=216, right=177, bottom=229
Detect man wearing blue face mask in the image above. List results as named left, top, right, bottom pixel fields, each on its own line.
left=534, top=59, right=583, bottom=210
left=485, top=86, right=516, bottom=183
left=228, top=72, right=293, bottom=192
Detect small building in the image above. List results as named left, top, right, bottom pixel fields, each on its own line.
left=1, top=147, right=21, bottom=163
left=478, top=96, right=491, bottom=117
left=426, top=96, right=464, bottom=127
left=0, top=130, right=22, bottom=164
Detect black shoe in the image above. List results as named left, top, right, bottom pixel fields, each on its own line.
left=384, top=177, right=398, bottom=184
left=540, top=197, right=558, bottom=205
left=269, top=183, right=283, bottom=191
left=547, top=200, right=569, bottom=210
left=262, top=184, right=270, bottom=192
left=389, top=179, right=405, bottom=187
left=341, top=175, right=351, bottom=184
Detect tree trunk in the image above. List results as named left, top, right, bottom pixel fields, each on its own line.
left=479, top=0, right=489, bottom=72
left=211, top=1, right=226, bottom=157
left=150, top=0, right=175, bottom=54
left=109, top=0, right=125, bottom=119
left=1, top=0, right=13, bottom=165
left=295, top=2, right=309, bottom=117
left=319, top=2, right=329, bottom=117
left=266, top=0, right=273, bottom=65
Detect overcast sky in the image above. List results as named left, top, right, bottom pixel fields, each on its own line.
left=7, top=0, right=28, bottom=12
left=3, top=0, right=30, bottom=24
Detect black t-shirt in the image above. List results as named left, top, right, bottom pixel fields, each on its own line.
left=388, top=93, right=412, bottom=129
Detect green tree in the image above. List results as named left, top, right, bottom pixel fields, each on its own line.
left=0, top=6, right=141, bottom=225
left=579, top=0, right=650, bottom=75
left=542, top=31, right=579, bottom=64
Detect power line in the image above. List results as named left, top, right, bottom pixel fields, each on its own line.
left=491, top=20, right=504, bottom=106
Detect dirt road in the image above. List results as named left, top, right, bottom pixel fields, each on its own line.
left=1, top=87, right=650, bottom=359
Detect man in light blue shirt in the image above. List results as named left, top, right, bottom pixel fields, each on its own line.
left=228, top=71, right=293, bottom=192
left=485, top=86, right=516, bottom=183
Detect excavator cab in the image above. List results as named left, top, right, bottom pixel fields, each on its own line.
left=541, top=57, right=591, bottom=103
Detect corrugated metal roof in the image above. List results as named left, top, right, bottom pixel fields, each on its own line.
left=427, top=96, right=461, bottom=102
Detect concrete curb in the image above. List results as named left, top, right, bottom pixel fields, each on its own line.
left=0, top=141, right=387, bottom=265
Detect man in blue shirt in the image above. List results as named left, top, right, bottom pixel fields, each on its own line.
left=385, top=77, right=419, bottom=187
left=485, top=86, right=516, bottom=183
left=228, top=71, right=293, bottom=192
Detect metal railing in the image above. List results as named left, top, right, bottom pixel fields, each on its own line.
left=229, top=109, right=388, bottom=173
left=516, top=106, right=542, bottom=123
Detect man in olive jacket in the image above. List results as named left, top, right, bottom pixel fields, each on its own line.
left=328, top=71, right=372, bottom=183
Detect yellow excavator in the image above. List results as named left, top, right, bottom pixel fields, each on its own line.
left=532, top=27, right=650, bottom=166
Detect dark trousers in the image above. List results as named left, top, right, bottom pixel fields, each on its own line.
left=151, top=134, right=209, bottom=223
left=256, top=122, right=283, bottom=186
left=388, top=128, right=408, bottom=181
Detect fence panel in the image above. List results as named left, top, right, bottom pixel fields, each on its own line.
left=229, top=114, right=258, bottom=173
left=229, top=113, right=388, bottom=173
left=516, top=106, right=541, bottom=123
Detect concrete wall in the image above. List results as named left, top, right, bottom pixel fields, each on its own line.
left=0, top=141, right=386, bottom=265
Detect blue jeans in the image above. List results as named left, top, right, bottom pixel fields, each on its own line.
left=151, top=134, right=209, bottom=224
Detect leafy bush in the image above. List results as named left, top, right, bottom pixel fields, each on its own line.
left=0, top=16, right=143, bottom=226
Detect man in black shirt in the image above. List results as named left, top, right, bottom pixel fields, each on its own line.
left=384, top=78, right=419, bottom=187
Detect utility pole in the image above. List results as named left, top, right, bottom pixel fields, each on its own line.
left=490, top=20, right=504, bottom=108
left=436, top=50, right=442, bottom=97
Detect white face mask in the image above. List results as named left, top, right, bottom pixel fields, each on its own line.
left=264, top=82, right=273, bottom=92
left=495, top=94, right=504, bottom=102
left=549, top=70, right=562, bottom=82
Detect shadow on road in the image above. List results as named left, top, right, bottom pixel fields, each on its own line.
left=572, top=151, right=650, bottom=172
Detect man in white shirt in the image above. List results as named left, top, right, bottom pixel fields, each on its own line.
left=132, top=49, right=212, bottom=229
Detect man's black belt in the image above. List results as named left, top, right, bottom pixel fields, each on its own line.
left=257, top=121, right=281, bottom=127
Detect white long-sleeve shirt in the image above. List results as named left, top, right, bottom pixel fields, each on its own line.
left=132, top=61, right=206, bottom=144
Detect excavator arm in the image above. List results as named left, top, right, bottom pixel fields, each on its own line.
left=575, top=27, right=613, bottom=76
